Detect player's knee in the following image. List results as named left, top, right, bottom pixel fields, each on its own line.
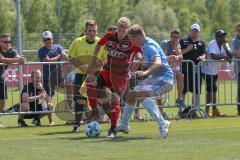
left=176, top=72, right=184, bottom=80
left=20, top=103, right=29, bottom=112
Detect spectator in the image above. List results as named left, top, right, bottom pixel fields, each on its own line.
left=180, top=23, right=206, bottom=107
left=68, top=20, right=106, bottom=133
left=0, top=33, right=26, bottom=128
left=18, top=70, right=53, bottom=127
left=232, top=22, right=240, bottom=116
left=201, top=30, right=232, bottom=116
left=38, top=31, right=68, bottom=125
left=160, top=29, right=186, bottom=113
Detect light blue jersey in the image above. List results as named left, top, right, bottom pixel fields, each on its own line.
left=142, top=37, right=173, bottom=82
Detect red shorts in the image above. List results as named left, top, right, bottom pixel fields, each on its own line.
left=98, top=70, right=129, bottom=96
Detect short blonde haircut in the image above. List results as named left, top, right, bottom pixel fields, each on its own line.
left=117, top=17, right=131, bottom=28
left=127, top=24, right=145, bottom=37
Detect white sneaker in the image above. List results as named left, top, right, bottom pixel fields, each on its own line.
left=49, top=121, right=55, bottom=126
left=159, top=120, right=171, bottom=139
left=114, top=125, right=130, bottom=134
left=0, top=122, right=4, bottom=128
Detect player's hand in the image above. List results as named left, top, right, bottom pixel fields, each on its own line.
left=168, top=55, right=177, bottom=62
left=18, top=56, right=26, bottom=64
left=186, top=44, right=193, bottom=52
left=60, top=53, right=68, bottom=60
left=78, top=64, right=88, bottom=73
left=197, top=55, right=204, bottom=61
left=136, top=71, right=147, bottom=78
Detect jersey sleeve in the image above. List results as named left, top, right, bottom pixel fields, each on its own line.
left=180, top=39, right=187, bottom=49
left=98, top=32, right=110, bottom=46
left=207, top=42, right=217, bottom=55
left=21, top=84, right=28, bottom=94
left=56, top=44, right=64, bottom=54
left=147, top=45, right=160, bottom=61
left=68, top=39, right=77, bottom=57
left=160, top=40, right=168, bottom=51
left=38, top=48, right=47, bottom=61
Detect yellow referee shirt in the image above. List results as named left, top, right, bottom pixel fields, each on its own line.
left=68, top=36, right=107, bottom=74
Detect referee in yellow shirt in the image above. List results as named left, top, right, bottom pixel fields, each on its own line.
left=68, top=20, right=106, bottom=132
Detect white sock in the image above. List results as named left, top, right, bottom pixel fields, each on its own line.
left=142, top=98, right=165, bottom=126
left=120, top=103, right=135, bottom=129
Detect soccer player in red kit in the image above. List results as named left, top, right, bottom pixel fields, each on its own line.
left=87, top=17, right=141, bottom=138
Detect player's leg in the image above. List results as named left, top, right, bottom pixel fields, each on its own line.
left=72, top=73, right=87, bottom=132
left=18, top=103, right=29, bottom=127
left=175, top=71, right=186, bottom=110
left=0, top=79, right=7, bottom=128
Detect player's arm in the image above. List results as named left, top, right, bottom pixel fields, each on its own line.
left=90, top=43, right=102, bottom=71
left=42, top=55, right=61, bottom=62
left=131, top=53, right=144, bottom=72
left=136, top=56, right=162, bottom=78
left=87, top=33, right=108, bottom=74
left=210, top=53, right=231, bottom=60
left=21, top=92, right=43, bottom=103
left=0, top=53, right=26, bottom=64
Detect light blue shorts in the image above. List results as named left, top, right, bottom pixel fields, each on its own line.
left=133, top=76, right=173, bottom=98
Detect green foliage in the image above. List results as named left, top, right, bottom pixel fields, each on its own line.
left=0, top=0, right=239, bottom=52
left=0, top=0, right=16, bottom=34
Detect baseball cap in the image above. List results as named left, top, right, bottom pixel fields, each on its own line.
left=190, top=23, right=201, bottom=32
left=215, top=30, right=227, bottom=37
left=42, top=31, right=53, bottom=39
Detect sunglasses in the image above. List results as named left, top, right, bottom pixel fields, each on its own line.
left=1, top=41, right=11, bottom=44
left=171, top=36, right=180, bottom=39
left=43, top=38, right=52, bottom=41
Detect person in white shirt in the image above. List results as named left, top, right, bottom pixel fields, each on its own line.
left=201, top=30, right=232, bottom=116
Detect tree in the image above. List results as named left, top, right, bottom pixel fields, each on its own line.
left=0, top=0, right=16, bottom=34
left=132, top=0, right=178, bottom=41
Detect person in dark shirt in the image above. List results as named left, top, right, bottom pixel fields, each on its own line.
left=180, top=23, right=206, bottom=107
left=18, top=70, right=53, bottom=127
left=0, top=33, right=26, bottom=128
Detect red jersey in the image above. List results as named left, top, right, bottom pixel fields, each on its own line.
left=98, top=31, right=141, bottom=76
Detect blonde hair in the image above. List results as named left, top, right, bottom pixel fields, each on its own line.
left=117, top=17, right=131, bottom=28
left=127, top=24, right=145, bottom=37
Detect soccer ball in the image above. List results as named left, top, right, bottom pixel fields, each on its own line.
left=85, top=121, right=101, bottom=137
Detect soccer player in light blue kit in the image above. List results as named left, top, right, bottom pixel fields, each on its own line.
left=115, top=24, right=173, bottom=139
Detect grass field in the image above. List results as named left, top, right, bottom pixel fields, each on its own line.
left=0, top=81, right=240, bottom=160
left=0, top=115, right=240, bottom=160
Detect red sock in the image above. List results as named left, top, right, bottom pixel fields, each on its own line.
left=110, top=102, right=120, bottom=128
left=86, top=83, right=97, bottom=108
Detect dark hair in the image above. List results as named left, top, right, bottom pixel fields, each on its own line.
left=170, top=29, right=181, bottom=37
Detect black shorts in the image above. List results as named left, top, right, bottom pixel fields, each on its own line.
left=202, top=73, right=218, bottom=92
left=183, top=72, right=202, bottom=94
left=0, top=77, right=7, bottom=99
left=23, top=103, right=42, bottom=119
